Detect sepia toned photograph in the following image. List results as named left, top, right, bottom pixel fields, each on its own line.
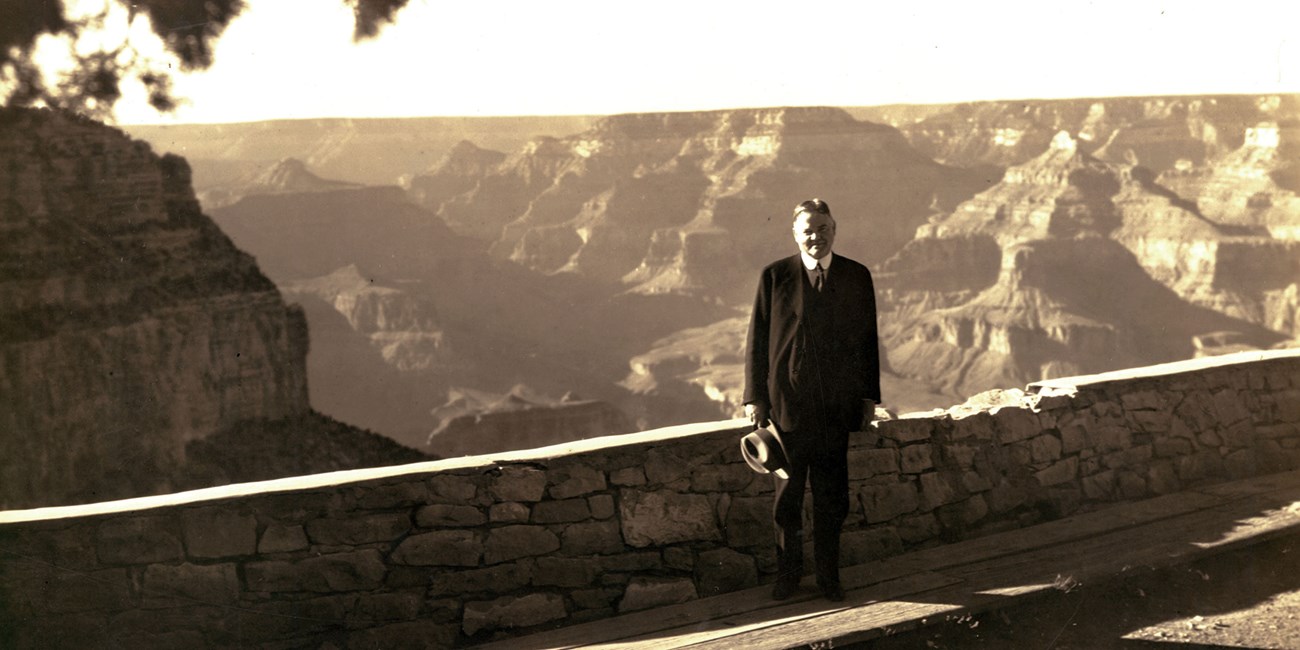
left=2, top=1, right=1300, bottom=647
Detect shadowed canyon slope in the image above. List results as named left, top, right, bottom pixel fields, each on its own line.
left=112, top=94, right=1300, bottom=459
left=0, top=109, right=424, bottom=509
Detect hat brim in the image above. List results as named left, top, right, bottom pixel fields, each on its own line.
left=741, top=424, right=790, bottom=479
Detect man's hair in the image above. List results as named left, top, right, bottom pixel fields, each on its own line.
left=793, top=198, right=834, bottom=223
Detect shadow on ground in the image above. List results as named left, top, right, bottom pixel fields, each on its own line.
left=858, top=532, right=1300, bottom=650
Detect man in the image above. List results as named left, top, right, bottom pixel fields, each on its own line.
left=743, top=198, right=881, bottom=602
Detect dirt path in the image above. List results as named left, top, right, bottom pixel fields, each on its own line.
left=857, top=532, right=1300, bottom=649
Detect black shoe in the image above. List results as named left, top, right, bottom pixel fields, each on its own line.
left=821, top=583, right=845, bottom=602
left=772, top=576, right=799, bottom=601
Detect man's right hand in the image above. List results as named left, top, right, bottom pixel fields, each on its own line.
left=744, top=402, right=770, bottom=429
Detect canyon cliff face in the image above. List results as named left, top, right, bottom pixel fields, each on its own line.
left=864, top=95, right=1297, bottom=175
left=0, top=109, right=422, bottom=508
left=877, top=131, right=1284, bottom=398
left=412, top=107, right=993, bottom=302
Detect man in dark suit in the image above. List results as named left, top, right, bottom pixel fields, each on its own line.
left=744, top=198, right=881, bottom=602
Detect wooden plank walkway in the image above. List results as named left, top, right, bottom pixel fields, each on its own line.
left=479, top=469, right=1300, bottom=649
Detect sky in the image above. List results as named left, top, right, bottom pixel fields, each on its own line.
left=71, top=0, right=1300, bottom=125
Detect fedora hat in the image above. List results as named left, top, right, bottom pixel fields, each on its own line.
left=741, top=423, right=790, bottom=480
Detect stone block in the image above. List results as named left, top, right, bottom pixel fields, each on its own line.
left=244, top=549, right=386, bottom=593
left=950, top=412, right=997, bottom=441
left=691, top=463, right=753, bottom=492
left=840, top=528, right=904, bottom=565
left=141, top=563, right=239, bottom=608
left=532, top=557, right=601, bottom=587
left=258, top=524, right=308, bottom=554
left=180, top=508, right=257, bottom=560
left=724, top=496, right=772, bottom=547
left=919, top=472, right=963, bottom=511
left=561, top=520, right=625, bottom=555
left=1169, top=415, right=1196, bottom=440
left=354, top=482, right=431, bottom=509
left=618, top=577, right=697, bottom=613
left=489, top=502, right=530, bottom=523
left=645, top=448, right=689, bottom=484
left=429, top=474, right=479, bottom=503
left=1175, top=393, right=1217, bottom=432
left=1198, top=430, right=1223, bottom=447
left=416, top=503, right=487, bottom=527
left=489, top=467, right=546, bottom=502
left=549, top=465, right=607, bottom=499
left=462, top=593, right=567, bottom=636
left=860, top=481, right=920, bottom=523
left=430, top=563, right=531, bottom=596
left=531, top=498, right=591, bottom=524
left=391, top=530, right=482, bottom=567
left=848, top=448, right=900, bottom=479
left=1212, top=388, right=1251, bottom=425
left=484, top=525, right=561, bottom=564
left=1034, top=457, right=1078, bottom=487
left=589, top=494, right=616, bottom=519
left=620, top=490, right=721, bottom=547
left=900, top=444, right=935, bottom=473
left=610, top=467, right=647, bottom=486
left=305, top=513, right=411, bottom=546
left=96, top=516, right=183, bottom=565
left=997, top=408, right=1043, bottom=443
left=878, top=418, right=934, bottom=444
left=1028, top=434, right=1063, bottom=464
left=695, top=548, right=758, bottom=597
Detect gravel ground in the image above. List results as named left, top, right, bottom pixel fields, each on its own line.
left=856, top=532, right=1300, bottom=649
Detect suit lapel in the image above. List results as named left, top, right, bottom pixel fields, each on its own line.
left=777, top=254, right=804, bottom=321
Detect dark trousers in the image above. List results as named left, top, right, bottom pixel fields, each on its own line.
left=772, top=427, right=850, bottom=588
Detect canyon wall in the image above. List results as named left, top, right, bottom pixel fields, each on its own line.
left=0, top=109, right=312, bottom=507
left=0, top=109, right=425, bottom=509
left=3, top=350, right=1298, bottom=647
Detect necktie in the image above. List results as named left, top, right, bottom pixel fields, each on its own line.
left=814, top=265, right=825, bottom=292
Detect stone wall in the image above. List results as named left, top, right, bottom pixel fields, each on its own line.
left=2, top=349, right=1299, bottom=648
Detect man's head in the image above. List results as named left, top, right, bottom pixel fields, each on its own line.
left=792, top=198, right=836, bottom=260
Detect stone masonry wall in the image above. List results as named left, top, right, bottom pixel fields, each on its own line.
left=2, top=350, right=1299, bottom=648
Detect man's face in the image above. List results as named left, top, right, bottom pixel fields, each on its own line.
left=793, top=210, right=835, bottom=260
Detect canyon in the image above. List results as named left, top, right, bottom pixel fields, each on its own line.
left=19, top=94, right=1290, bottom=470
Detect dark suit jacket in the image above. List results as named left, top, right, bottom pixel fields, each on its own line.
left=744, top=254, right=881, bottom=434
